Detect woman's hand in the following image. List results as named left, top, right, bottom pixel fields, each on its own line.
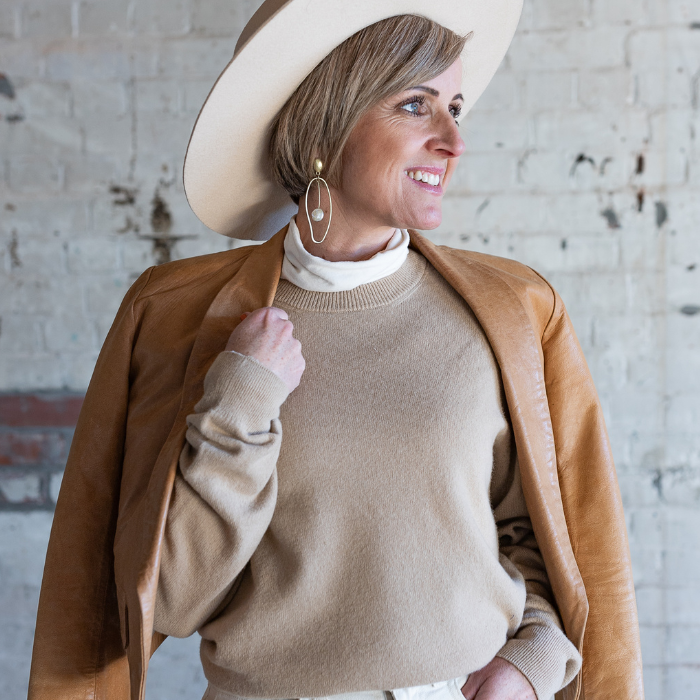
left=460, top=658, right=536, bottom=700
left=226, top=307, right=305, bottom=393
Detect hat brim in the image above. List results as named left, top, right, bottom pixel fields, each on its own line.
left=183, top=0, right=523, bottom=240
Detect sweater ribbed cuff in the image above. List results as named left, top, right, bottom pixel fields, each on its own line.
left=195, top=351, right=290, bottom=433
left=496, top=621, right=582, bottom=700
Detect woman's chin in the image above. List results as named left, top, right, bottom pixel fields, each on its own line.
left=406, top=210, right=442, bottom=231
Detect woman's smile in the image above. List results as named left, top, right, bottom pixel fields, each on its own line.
left=404, top=167, right=445, bottom=192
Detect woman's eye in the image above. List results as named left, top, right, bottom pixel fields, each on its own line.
left=401, top=101, right=423, bottom=115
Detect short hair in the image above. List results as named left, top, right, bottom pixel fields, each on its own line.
left=268, top=14, right=469, bottom=204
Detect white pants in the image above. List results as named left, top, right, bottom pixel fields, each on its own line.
left=203, top=676, right=470, bottom=700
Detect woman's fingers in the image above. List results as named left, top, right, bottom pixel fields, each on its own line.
left=226, top=306, right=304, bottom=393
left=459, top=674, right=482, bottom=700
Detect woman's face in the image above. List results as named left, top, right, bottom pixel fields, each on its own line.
left=335, top=58, right=465, bottom=232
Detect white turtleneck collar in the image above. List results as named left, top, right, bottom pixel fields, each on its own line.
left=280, top=217, right=410, bottom=293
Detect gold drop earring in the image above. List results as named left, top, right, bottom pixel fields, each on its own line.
left=305, top=158, right=332, bottom=243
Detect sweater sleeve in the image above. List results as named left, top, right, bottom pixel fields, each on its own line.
left=490, top=436, right=582, bottom=700
left=154, top=350, right=290, bottom=638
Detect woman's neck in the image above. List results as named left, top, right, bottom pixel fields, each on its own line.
left=294, top=197, right=397, bottom=262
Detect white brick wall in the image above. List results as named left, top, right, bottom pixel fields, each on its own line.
left=1, top=0, right=699, bottom=698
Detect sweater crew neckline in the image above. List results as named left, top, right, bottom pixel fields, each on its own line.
left=275, top=249, right=427, bottom=312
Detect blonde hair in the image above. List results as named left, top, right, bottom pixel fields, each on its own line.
left=268, top=15, right=469, bottom=203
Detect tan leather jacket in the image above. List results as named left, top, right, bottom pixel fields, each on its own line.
left=28, top=228, right=644, bottom=700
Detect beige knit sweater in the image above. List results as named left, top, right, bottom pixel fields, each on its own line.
left=154, top=251, right=581, bottom=700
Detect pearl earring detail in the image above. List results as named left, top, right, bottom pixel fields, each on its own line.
left=305, top=158, right=332, bottom=243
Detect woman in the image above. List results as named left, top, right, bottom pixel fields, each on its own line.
left=28, top=3, right=643, bottom=700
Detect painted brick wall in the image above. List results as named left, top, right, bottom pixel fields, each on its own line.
left=1, top=0, right=699, bottom=698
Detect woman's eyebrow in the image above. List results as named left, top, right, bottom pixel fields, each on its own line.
left=408, top=86, right=464, bottom=101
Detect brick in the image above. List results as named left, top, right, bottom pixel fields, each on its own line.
left=534, top=110, right=649, bottom=152
left=134, top=79, right=181, bottom=114
left=515, top=232, right=620, bottom=273
left=5, top=275, right=83, bottom=315
left=448, top=152, right=516, bottom=193
left=133, top=0, right=190, bottom=36
left=628, top=28, right=700, bottom=72
left=578, top=68, right=634, bottom=110
left=0, top=473, right=42, bottom=504
left=627, top=508, right=664, bottom=550
left=591, top=0, right=650, bottom=26
left=634, top=587, right=664, bottom=625
left=135, top=112, right=193, bottom=157
left=667, top=587, right=700, bottom=624
left=0, top=40, right=43, bottom=80
left=523, top=71, right=575, bottom=110
left=158, top=38, right=236, bottom=79
left=0, top=234, right=67, bottom=274
left=0, top=393, right=83, bottom=427
left=71, top=80, right=128, bottom=118
left=83, top=274, right=132, bottom=314
left=666, top=667, right=700, bottom=699
left=0, top=199, right=89, bottom=237
left=77, top=0, right=129, bottom=36
left=21, top=2, right=73, bottom=40
left=14, top=81, right=71, bottom=118
left=639, top=624, right=665, bottom=667
left=181, top=78, right=216, bottom=114
left=641, top=665, right=663, bottom=700
left=667, top=393, right=700, bottom=433
left=461, top=110, right=530, bottom=151
left=630, top=545, right=664, bottom=586
left=0, top=358, right=63, bottom=391
left=7, top=156, right=63, bottom=194
left=170, top=233, right=232, bottom=262
left=64, top=154, right=128, bottom=194
left=46, top=41, right=130, bottom=81
left=666, top=548, right=700, bottom=586
left=661, top=466, right=700, bottom=505
left=0, top=5, right=20, bottom=39
left=1, top=117, right=83, bottom=157
left=665, top=434, right=700, bottom=471
left=665, top=0, right=700, bottom=23
left=0, top=315, right=41, bottom=354
left=191, top=0, right=247, bottom=36
left=635, top=68, right=694, bottom=109
left=44, top=315, right=96, bottom=353
left=0, top=431, right=67, bottom=466
left=60, top=352, right=100, bottom=391
left=83, top=114, right=132, bottom=156
left=529, top=0, right=591, bottom=30
left=667, top=625, right=700, bottom=664
left=509, top=27, right=627, bottom=71
left=471, top=71, right=518, bottom=112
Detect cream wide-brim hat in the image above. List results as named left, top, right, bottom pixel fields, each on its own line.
left=184, top=0, right=523, bottom=240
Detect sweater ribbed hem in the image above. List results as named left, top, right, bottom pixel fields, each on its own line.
left=496, top=621, right=582, bottom=700
left=196, top=351, right=290, bottom=430
left=274, top=249, right=427, bottom=312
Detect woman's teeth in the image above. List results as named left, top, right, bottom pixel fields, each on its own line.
left=405, top=170, right=440, bottom=186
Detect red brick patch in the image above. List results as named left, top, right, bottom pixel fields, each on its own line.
left=0, top=393, right=84, bottom=428
left=0, top=393, right=84, bottom=510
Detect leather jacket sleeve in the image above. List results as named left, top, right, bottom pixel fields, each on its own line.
left=541, top=285, right=644, bottom=700
left=28, top=267, right=154, bottom=700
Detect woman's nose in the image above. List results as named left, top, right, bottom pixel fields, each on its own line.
left=432, top=114, right=465, bottom=158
